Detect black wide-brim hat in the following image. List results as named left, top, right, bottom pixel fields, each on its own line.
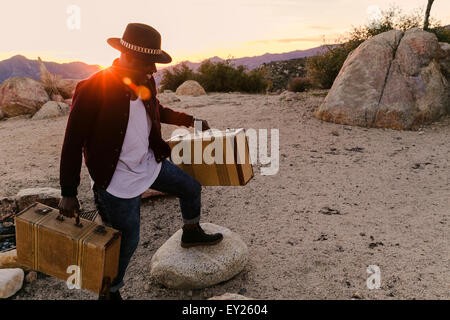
left=107, top=23, right=172, bottom=64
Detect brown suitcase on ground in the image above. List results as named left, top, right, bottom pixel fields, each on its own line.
left=15, top=202, right=121, bottom=295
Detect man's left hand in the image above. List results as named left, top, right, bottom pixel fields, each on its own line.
left=192, top=118, right=210, bottom=131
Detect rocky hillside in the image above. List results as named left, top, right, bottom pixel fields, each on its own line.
left=257, top=58, right=307, bottom=92
left=0, top=55, right=100, bottom=84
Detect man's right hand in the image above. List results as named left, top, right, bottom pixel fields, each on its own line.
left=58, top=196, right=80, bottom=218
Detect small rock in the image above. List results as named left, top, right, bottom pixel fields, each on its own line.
left=0, top=268, right=24, bottom=299
left=15, top=187, right=61, bottom=211
left=157, top=92, right=181, bottom=105
left=32, top=101, right=69, bottom=120
left=368, top=242, right=384, bottom=249
left=319, top=207, right=341, bottom=215
left=315, top=234, right=328, bottom=241
left=51, top=94, right=64, bottom=102
left=345, top=147, right=364, bottom=153
left=208, top=293, right=253, bottom=300
left=280, top=91, right=298, bottom=101
left=143, top=283, right=151, bottom=292
left=25, top=271, right=37, bottom=284
left=352, top=291, right=363, bottom=299
left=331, top=130, right=339, bottom=136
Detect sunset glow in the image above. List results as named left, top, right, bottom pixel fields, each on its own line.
left=1, top=0, right=449, bottom=66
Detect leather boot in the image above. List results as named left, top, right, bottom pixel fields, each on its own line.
left=181, top=223, right=223, bottom=248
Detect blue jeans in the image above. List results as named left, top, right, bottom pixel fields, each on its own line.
left=93, top=159, right=201, bottom=292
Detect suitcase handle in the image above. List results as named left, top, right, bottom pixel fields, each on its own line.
left=56, top=210, right=83, bottom=228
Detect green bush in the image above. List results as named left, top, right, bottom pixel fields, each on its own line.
left=160, top=62, right=196, bottom=91
left=305, top=5, right=447, bottom=89
left=287, top=77, right=311, bottom=92
left=432, top=26, right=450, bottom=43
left=160, top=60, right=268, bottom=93
left=306, top=43, right=356, bottom=89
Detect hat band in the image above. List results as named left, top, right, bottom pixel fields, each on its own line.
left=120, top=39, right=162, bottom=55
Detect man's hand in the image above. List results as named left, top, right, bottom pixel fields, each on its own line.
left=192, top=118, right=211, bottom=131
left=58, top=196, right=80, bottom=218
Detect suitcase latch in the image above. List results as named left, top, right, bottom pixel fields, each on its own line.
left=94, top=225, right=107, bottom=235
left=35, top=208, right=52, bottom=215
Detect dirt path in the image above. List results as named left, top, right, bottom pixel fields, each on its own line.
left=1, top=91, right=449, bottom=300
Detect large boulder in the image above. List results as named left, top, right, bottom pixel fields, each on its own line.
left=0, top=268, right=24, bottom=299
left=32, top=101, right=69, bottom=120
left=175, top=80, right=206, bottom=96
left=150, top=223, right=248, bottom=289
left=315, top=28, right=449, bottom=130
left=0, top=78, right=49, bottom=117
left=15, top=187, right=61, bottom=211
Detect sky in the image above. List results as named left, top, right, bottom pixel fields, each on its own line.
left=1, top=0, right=449, bottom=67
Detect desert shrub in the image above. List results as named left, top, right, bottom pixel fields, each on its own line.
left=161, top=59, right=268, bottom=93
left=160, top=62, right=196, bottom=91
left=305, top=5, right=446, bottom=89
left=306, top=43, right=355, bottom=89
left=432, top=26, right=450, bottom=43
left=236, top=68, right=268, bottom=93
left=287, top=77, right=311, bottom=92
left=197, top=60, right=268, bottom=93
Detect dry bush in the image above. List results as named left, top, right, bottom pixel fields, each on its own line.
left=287, top=77, right=311, bottom=92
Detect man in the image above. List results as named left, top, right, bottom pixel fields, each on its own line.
left=58, top=23, right=223, bottom=300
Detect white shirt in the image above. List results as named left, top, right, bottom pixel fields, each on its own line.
left=105, top=98, right=162, bottom=199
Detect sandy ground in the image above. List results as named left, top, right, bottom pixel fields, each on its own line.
left=0, top=91, right=449, bottom=300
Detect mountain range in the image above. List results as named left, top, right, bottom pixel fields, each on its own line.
left=0, top=45, right=328, bottom=86
left=0, top=55, right=101, bottom=83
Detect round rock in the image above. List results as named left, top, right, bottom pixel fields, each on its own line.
left=175, top=80, right=206, bottom=96
left=32, top=101, right=69, bottom=120
left=150, top=223, right=248, bottom=289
